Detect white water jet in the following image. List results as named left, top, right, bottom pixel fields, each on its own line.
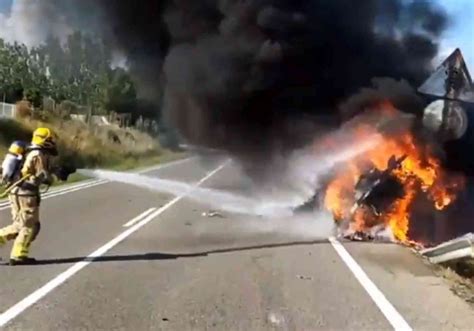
left=246, top=131, right=383, bottom=211
left=79, top=137, right=380, bottom=219
left=79, top=167, right=294, bottom=217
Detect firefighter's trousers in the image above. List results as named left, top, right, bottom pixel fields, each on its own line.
left=0, top=193, right=40, bottom=259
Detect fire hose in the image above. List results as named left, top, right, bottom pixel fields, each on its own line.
left=0, top=174, right=32, bottom=199
left=0, top=166, right=76, bottom=199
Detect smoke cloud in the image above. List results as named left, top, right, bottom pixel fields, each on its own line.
left=0, top=0, right=103, bottom=47
left=159, top=0, right=447, bottom=165
left=1, top=0, right=449, bottom=171
left=114, top=0, right=446, bottom=165
left=0, top=0, right=73, bottom=47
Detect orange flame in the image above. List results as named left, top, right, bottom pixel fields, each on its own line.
left=323, top=102, right=464, bottom=242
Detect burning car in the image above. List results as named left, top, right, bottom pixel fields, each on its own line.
left=351, top=154, right=407, bottom=216
left=323, top=118, right=464, bottom=243
left=341, top=155, right=407, bottom=241
left=295, top=48, right=472, bottom=244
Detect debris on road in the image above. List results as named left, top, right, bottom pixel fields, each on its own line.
left=339, top=224, right=394, bottom=243
left=344, top=231, right=375, bottom=242
left=404, top=240, right=426, bottom=252
left=297, top=275, right=313, bottom=281
left=201, top=210, right=225, bottom=218
left=421, top=233, right=474, bottom=264
left=267, top=312, right=286, bottom=327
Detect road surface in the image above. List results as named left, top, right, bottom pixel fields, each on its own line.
left=0, top=156, right=473, bottom=330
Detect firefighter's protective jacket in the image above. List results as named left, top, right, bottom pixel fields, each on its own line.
left=13, top=149, right=53, bottom=195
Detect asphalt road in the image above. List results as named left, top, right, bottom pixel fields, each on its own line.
left=0, top=156, right=473, bottom=330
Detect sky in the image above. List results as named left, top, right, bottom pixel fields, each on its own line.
left=435, top=0, right=474, bottom=71
left=0, top=0, right=11, bottom=13
left=0, top=0, right=472, bottom=70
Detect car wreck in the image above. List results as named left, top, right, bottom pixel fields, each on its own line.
left=294, top=48, right=473, bottom=244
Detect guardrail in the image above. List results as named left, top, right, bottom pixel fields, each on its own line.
left=0, top=102, right=15, bottom=118
left=421, top=233, right=474, bottom=264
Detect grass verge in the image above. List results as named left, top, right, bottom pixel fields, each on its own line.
left=0, top=115, right=187, bottom=196
left=434, top=262, right=474, bottom=306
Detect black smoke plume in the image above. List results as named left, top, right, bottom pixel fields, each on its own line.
left=17, top=1, right=449, bottom=168
left=159, top=0, right=447, bottom=167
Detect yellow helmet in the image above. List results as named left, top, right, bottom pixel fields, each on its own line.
left=8, top=141, right=27, bottom=156
left=32, top=127, right=57, bottom=150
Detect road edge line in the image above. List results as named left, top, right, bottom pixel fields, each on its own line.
left=122, top=208, right=156, bottom=227
left=0, top=179, right=101, bottom=206
left=0, top=180, right=102, bottom=208
left=0, top=157, right=196, bottom=210
left=328, top=237, right=412, bottom=331
left=0, top=181, right=107, bottom=211
left=136, top=156, right=197, bottom=174
left=0, top=160, right=228, bottom=328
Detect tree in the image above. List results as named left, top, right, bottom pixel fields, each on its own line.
left=0, top=41, right=35, bottom=103
left=101, top=68, right=137, bottom=113
left=0, top=32, right=139, bottom=116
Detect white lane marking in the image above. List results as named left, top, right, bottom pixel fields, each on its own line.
left=0, top=160, right=228, bottom=327
left=0, top=180, right=103, bottom=208
left=38, top=181, right=107, bottom=200
left=136, top=156, right=197, bottom=174
left=122, top=208, right=156, bottom=227
left=0, top=157, right=195, bottom=210
left=329, top=237, right=413, bottom=331
left=42, top=179, right=105, bottom=194
left=0, top=181, right=108, bottom=211
left=31, top=180, right=106, bottom=197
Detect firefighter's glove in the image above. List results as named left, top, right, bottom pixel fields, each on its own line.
left=55, top=166, right=76, bottom=182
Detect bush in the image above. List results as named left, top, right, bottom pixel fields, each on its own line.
left=14, top=100, right=32, bottom=119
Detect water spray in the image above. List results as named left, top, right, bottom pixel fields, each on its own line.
left=79, top=130, right=382, bottom=218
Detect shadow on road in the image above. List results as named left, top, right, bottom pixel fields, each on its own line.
left=33, top=240, right=329, bottom=266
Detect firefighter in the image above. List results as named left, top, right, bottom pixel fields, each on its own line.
left=0, top=128, right=57, bottom=265
left=1, top=140, right=28, bottom=186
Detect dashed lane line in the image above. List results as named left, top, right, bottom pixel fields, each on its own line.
left=0, top=160, right=228, bottom=328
